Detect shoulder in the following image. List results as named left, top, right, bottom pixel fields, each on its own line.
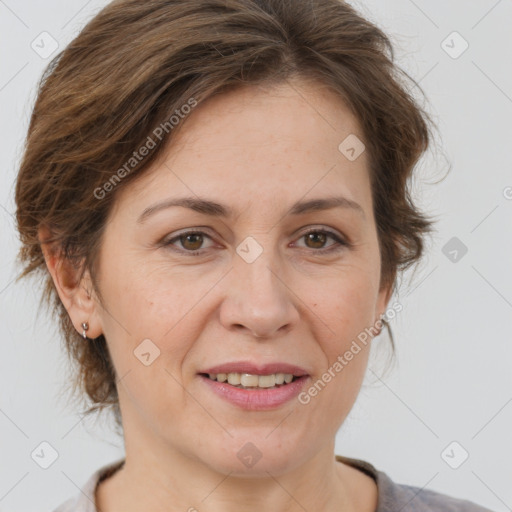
left=50, top=458, right=125, bottom=512
left=335, top=455, right=495, bottom=512
left=378, top=472, right=495, bottom=512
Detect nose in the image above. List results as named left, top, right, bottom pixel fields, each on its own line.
left=219, top=245, right=300, bottom=339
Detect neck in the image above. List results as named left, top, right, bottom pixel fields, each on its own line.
left=96, top=404, right=376, bottom=512
left=97, top=443, right=361, bottom=512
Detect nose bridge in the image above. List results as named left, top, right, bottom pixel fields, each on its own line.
left=220, top=235, right=298, bottom=337
left=237, top=242, right=279, bottom=298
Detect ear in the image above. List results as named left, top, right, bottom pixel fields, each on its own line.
left=375, top=277, right=394, bottom=326
left=39, top=225, right=103, bottom=339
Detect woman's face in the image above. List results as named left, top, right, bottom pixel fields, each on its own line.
left=91, top=78, right=391, bottom=475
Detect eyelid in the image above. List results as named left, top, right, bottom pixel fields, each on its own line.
left=161, top=225, right=350, bottom=255
left=293, top=226, right=349, bottom=249
left=161, top=228, right=217, bottom=250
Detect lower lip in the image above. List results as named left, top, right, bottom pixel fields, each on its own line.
left=199, top=375, right=309, bottom=410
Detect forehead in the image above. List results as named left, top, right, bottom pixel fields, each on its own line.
left=114, top=77, right=371, bottom=219
left=172, top=78, right=362, bottom=152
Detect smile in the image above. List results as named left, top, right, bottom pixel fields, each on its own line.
left=202, top=372, right=298, bottom=389
left=197, top=362, right=310, bottom=410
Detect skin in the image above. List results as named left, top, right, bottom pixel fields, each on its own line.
left=42, top=77, right=392, bottom=512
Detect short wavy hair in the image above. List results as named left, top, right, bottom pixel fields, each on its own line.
left=14, top=0, right=437, bottom=434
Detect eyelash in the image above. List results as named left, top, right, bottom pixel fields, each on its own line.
left=161, top=227, right=349, bottom=257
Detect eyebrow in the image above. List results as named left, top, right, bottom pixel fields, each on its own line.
left=137, top=195, right=365, bottom=223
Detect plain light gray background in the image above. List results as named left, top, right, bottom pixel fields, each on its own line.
left=1, top=1, right=511, bottom=511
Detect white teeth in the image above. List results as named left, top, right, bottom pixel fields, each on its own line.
left=227, top=373, right=241, bottom=385
left=258, top=374, right=276, bottom=388
left=207, top=372, right=296, bottom=388
left=240, top=374, right=259, bottom=387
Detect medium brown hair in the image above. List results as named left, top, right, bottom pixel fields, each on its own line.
left=15, top=0, right=437, bottom=433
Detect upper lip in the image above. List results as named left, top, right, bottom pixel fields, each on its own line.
left=200, top=361, right=309, bottom=377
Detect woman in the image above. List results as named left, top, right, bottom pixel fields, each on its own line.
left=14, top=0, right=494, bottom=511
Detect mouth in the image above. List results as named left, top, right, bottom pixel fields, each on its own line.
left=197, top=362, right=310, bottom=410
left=199, top=372, right=302, bottom=390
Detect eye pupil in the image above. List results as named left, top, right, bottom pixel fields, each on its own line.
left=181, top=233, right=203, bottom=250
left=306, top=232, right=327, bottom=248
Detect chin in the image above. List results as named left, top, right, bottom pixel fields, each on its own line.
left=197, top=433, right=308, bottom=477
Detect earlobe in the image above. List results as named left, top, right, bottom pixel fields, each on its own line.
left=377, top=285, right=393, bottom=316
left=374, top=281, right=393, bottom=335
left=39, top=225, right=102, bottom=340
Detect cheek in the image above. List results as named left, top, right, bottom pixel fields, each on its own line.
left=336, top=283, right=376, bottom=334
left=100, top=270, right=196, bottom=424
left=310, top=267, right=379, bottom=343
left=305, top=284, right=374, bottom=430
left=100, top=247, right=194, bottom=334
left=303, top=268, right=377, bottom=405
left=96, top=257, right=196, bottom=385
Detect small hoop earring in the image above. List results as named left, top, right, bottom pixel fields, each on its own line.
left=81, top=321, right=89, bottom=339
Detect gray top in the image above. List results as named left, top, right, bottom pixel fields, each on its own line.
left=52, top=455, right=494, bottom=511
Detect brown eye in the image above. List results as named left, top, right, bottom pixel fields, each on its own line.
left=296, top=228, right=348, bottom=254
left=179, top=233, right=204, bottom=251
left=162, top=230, right=215, bottom=255
left=304, top=231, right=328, bottom=249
